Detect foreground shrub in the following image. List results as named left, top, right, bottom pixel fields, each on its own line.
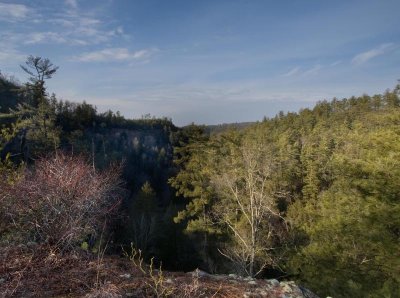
left=0, top=152, right=123, bottom=250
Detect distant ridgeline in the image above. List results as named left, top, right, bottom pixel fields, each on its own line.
left=0, top=69, right=206, bottom=274
left=206, top=121, right=255, bottom=134
left=1, top=69, right=399, bottom=297
left=0, top=73, right=177, bottom=195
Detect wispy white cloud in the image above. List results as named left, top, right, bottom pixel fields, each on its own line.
left=352, top=43, right=394, bottom=65
left=65, top=0, right=78, bottom=9
left=0, top=2, right=30, bottom=20
left=0, top=49, right=25, bottom=62
left=0, top=32, right=26, bottom=63
left=283, top=64, right=324, bottom=77
left=49, top=18, right=75, bottom=27
left=74, top=48, right=157, bottom=62
left=24, top=32, right=67, bottom=45
left=78, top=17, right=101, bottom=27
left=303, top=64, right=322, bottom=76
left=47, top=12, right=125, bottom=45
left=282, top=66, right=300, bottom=77
left=0, top=0, right=129, bottom=57
left=330, top=60, right=342, bottom=67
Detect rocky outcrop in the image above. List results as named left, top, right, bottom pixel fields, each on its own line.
left=182, top=269, right=320, bottom=298
left=0, top=245, right=320, bottom=298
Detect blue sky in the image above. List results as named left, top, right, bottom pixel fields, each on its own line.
left=0, top=0, right=399, bottom=126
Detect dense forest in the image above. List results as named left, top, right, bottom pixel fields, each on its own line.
left=1, top=57, right=399, bottom=297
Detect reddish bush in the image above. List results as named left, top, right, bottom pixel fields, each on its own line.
left=0, top=152, right=124, bottom=250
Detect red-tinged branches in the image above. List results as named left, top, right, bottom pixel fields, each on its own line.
left=0, top=152, right=124, bottom=251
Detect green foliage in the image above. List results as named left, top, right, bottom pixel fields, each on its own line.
left=170, top=127, right=290, bottom=275
left=81, top=241, right=89, bottom=250
left=2, top=57, right=400, bottom=295
left=0, top=72, right=22, bottom=113
left=288, top=112, right=400, bottom=297
left=169, top=125, right=214, bottom=233
left=0, top=57, right=61, bottom=160
left=171, top=85, right=400, bottom=294
left=123, top=244, right=175, bottom=297
left=127, top=181, right=158, bottom=252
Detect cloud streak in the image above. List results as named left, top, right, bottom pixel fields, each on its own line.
left=65, top=0, right=78, bottom=9
left=1, top=1, right=129, bottom=50
left=0, top=2, right=30, bottom=20
left=303, top=64, right=322, bottom=76
left=282, top=64, right=324, bottom=77
left=352, top=43, right=394, bottom=65
left=24, top=32, right=67, bottom=45
left=0, top=49, right=25, bottom=62
left=74, top=48, right=156, bottom=62
left=282, top=67, right=300, bottom=77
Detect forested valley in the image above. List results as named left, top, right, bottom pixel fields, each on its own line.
left=0, top=57, right=399, bottom=297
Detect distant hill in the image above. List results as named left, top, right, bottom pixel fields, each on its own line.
left=205, top=122, right=255, bottom=134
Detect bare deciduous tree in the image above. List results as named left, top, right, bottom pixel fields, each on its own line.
left=0, top=152, right=124, bottom=251
left=211, top=138, right=287, bottom=277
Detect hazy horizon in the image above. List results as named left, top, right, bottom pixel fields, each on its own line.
left=1, top=0, right=399, bottom=126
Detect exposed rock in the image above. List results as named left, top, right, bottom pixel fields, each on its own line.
left=188, top=268, right=211, bottom=278
left=248, top=280, right=257, bottom=285
left=184, top=269, right=319, bottom=298
left=299, top=285, right=321, bottom=298
left=268, top=279, right=280, bottom=287
left=0, top=245, right=320, bottom=298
